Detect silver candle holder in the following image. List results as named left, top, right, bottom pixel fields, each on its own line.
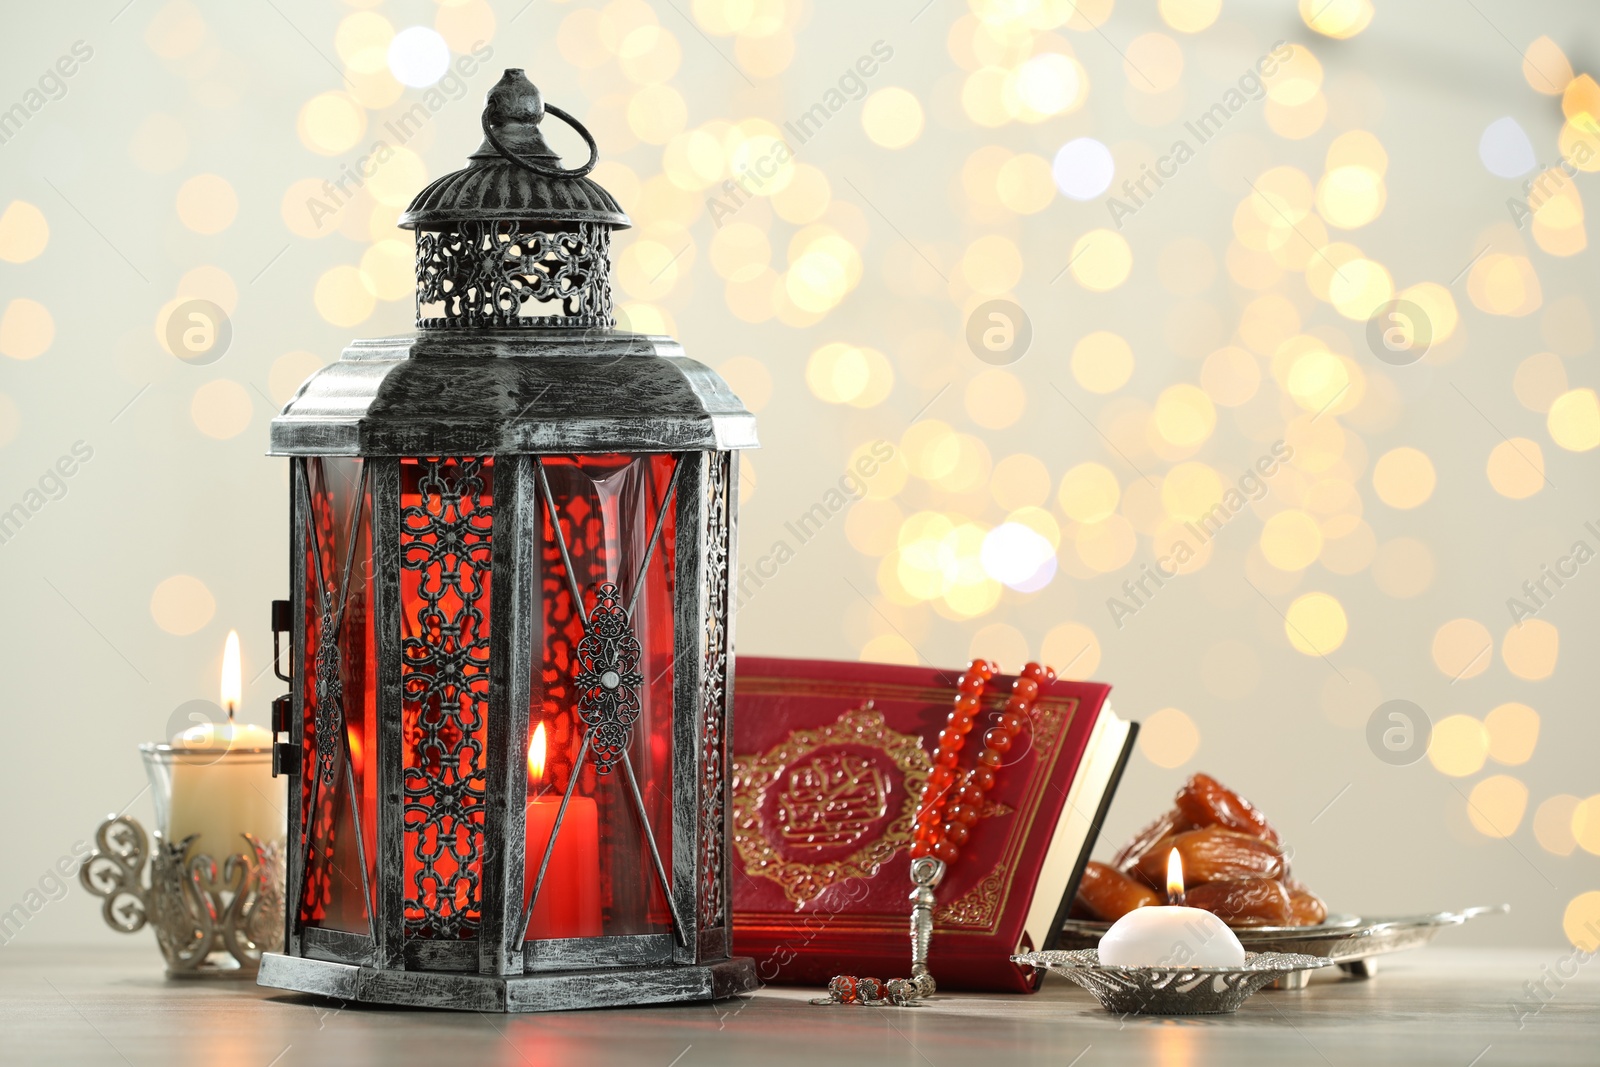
left=79, top=742, right=286, bottom=978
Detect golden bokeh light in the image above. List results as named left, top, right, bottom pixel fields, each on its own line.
left=1432, top=618, right=1494, bottom=680
left=1317, top=165, right=1385, bottom=229
left=1200, top=346, right=1260, bottom=406
left=1159, top=0, right=1221, bottom=33
left=1072, top=331, right=1134, bottom=393
left=861, top=87, right=925, bottom=149
left=334, top=10, right=393, bottom=73
left=996, top=153, right=1055, bottom=214
left=191, top=379, right=253, bottom=440
left=1372, top=447, right=1436, bottom=509
left=1514, top=352, right=1568, bottom=413
left=990, top=453, right=1052, bottom=512
left=1485, top=438, right=1545, bottom=499
left=314, top=264, right=376, bottom=328
left=1069, top=229, right=1132, bottom=291
left=1284, top=591, right=1347, bottom=655
left=1074, top=514, right=1137, bottom=573
left=1570, top=796, right=1600, bottom=856
left=359, top=239, right=412, bottom=301
left=1547, top=387, right=1600, bottom=451
left=176, top=173, right=237, bottom=235
left=1012, top=53, right=1087, bottom=119
left=1564, top=892, right=1600, bottom=951
left=1467, top=253, right=1542, bottom=317
left=1484, top=702, right=1540, bottom=765
left=0, top=299, right=54, bottom=361
left=1524, top=36, right=1575, bottom=96
left=1041, top=621, right=1102, bottom=680
left=1152, top=383, right=1216, bottom=448
left=150, top=574, right=215, bottom=636
left=806, top=342, right=893, bottom=408
left=1124, top=34, right=1183, bottom=94
left=1058, top=462, right=1121, bottom=524
left=1300, top=0, right=1373, bottom=38
left=0, top=201, right=49, bottom=263
left=1533, top=794, right=1580, bottom=856
left=1161, top=461, right=1223, bottom=523
left=1260, top=509, right=1323, bottom=571
left=1466, top=775, right=1528, bottom=838
left=1428, top=714, right=1490, bottom=777
left=297, top=91, right=367, bottom=156
left=964, top=368, right=1027, bottom=429
left=1502, top=619, right=1559, bottom=681
left=1139, top=707, right=1200, bottom=769
left=960, top=234, right=1023, bottom=295
left=269, top=351, right=324, bottom=406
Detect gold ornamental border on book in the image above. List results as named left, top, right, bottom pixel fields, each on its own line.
left=731, top=702, right=929, bottom=906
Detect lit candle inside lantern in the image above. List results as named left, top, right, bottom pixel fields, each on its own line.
left=1097, top=849, right=1245, bottom=968
left=167, top=631, right=284, bottom=861
left=523, top=722, right=602, bottom=939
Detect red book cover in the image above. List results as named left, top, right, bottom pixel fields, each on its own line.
left=730, top=656, right=1128, bottom=993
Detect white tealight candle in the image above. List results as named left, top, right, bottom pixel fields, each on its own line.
left=1097, top=848, right=1246, bottom=968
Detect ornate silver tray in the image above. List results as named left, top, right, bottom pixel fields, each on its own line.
left=1056, top=905, right=1507, bottom=985
left=1013, top=949, right=1333, bottom=1015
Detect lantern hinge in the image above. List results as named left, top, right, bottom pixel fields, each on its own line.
left=271, top=694, right=297, bottom=779
left=272, top=741, right=301, bottom=779
left=271, top=599, right=293, bottom=683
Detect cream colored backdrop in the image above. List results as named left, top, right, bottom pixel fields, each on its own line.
left=1, top=0, right=1595, bottom=953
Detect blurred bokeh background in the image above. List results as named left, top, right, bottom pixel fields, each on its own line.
left=2, top=0, right=1597, bottom=952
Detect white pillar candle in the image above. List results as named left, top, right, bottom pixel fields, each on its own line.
left=166, top=631, right=285, bottom=861
left=1098, top=905, right=1246, bottom=968
left=1097, top=846, right=1245, bottom=968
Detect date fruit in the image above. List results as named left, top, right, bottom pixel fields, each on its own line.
left=1287, top=886, right=1327, bottom=927
left=1132, top=825, right=1285, bottom=888
left=1110, top=808, right=1193, bottom=873
left=1183, top=879, right=1293, bottom=927
left=1174, top=773, right=1282, bottom=847
left=1075, top=861, right=1161, bottom=922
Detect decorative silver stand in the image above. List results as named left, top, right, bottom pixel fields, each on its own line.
left=80, top=814, right=285, bottom=978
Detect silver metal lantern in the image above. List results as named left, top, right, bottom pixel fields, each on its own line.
left=257, top=69, right=758, bottom=1012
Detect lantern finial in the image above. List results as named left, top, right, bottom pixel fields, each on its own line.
left=399, top=68, right=627, bottom=329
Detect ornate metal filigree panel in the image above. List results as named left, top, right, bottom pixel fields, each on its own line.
left=313, top=590, right=342, bottom=788
left=400, top=457, right=493, bottom=939
left=414, top=220, right=613, bottom=329
left=698, top=453, right=731, bottom=930
left=572, top=582, right=643, bottom=774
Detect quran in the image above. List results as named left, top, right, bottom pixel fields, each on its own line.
left=730, top=657, right=1137, bottom=993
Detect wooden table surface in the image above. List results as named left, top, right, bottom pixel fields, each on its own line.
left=2, top=945, right=1595, bottom=1066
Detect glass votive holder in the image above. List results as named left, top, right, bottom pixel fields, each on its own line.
left=79, top=726, right=286, bottom=978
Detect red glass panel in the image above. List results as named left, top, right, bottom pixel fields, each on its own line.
left=399, top=457, right=493, bottom=940
left=298, top=457, right=377, bottom=933
left=524, top=454, right=677, bottom=941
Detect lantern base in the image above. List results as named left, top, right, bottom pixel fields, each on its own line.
left=257, top=952, right=758, bottom=1013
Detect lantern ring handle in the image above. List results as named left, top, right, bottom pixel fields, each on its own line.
left=482, top=104, right=598, bottom=180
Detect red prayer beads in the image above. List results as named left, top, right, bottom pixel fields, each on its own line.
left=908, top=659, right=1056, bottom=866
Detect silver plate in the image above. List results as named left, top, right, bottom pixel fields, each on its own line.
left=1055, top=905, right=1507, bottom=971
left=1013, top=949, right=1333, bottom=1015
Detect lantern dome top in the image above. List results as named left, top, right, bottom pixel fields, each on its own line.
left=398, top=69, right=631, bottom=231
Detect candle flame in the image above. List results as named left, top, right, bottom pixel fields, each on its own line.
left=221, top=630, right=241, bottom=721
left=527, top=722, right=547, bottom=784
left=1166, top=848, right=1185, bottom=901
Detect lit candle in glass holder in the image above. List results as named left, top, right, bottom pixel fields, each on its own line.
left=167, top=630, right=281, bottom=860
left=523, top=722, right=602, bottom=939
